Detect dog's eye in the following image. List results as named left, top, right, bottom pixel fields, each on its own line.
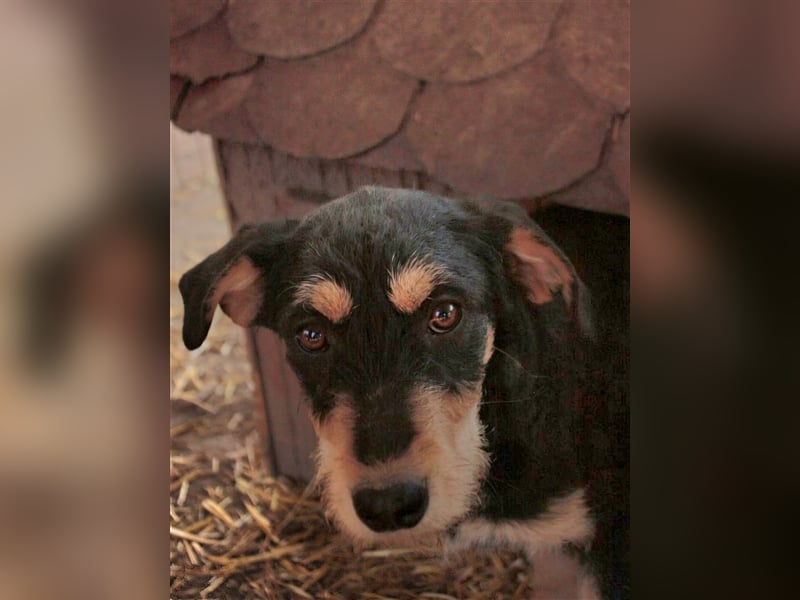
left=296, top=328, right=328, bottom=353
left=428, top=302, right=462, bottom=334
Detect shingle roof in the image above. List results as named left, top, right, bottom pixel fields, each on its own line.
left=170, top=0, right=630, bottom=215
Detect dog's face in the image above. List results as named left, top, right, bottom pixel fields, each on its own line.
left=180, top=187, right=585, bottom=546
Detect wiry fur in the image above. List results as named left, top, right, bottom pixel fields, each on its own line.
left=448, top=489, right=594, bottom=556
left=313, top=382, right=489, bottom=548
left=449, top=489, right=601, bottom=599
left=482, top=325, right=495, bottom=365
left=179, top=187, right=629, bottom=599
left=505, top=227, right=575, bottom=306
left=293, top=274, right=354, bottom=324
left=387, top=255, right=448, bottom=314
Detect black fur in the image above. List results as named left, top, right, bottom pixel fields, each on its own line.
left=179, top=187, right=629, bottom=599
left=179, top=219, right=298, bottom=349
left=276, top=191, right=494, bottom=464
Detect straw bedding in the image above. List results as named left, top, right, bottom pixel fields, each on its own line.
left=169, top=275, right=531, bottom=599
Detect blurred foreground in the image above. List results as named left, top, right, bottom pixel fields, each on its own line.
left=0, top=1, right=166, bottom=598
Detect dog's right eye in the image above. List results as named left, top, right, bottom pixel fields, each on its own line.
left=296, top=328, right=328, bottom=353
left=428, top=302, right=462, bottom=334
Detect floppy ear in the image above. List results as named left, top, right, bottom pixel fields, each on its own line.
left=458, top=198, right=594, bottom=338
left=178, top=219, right=297, bottom=350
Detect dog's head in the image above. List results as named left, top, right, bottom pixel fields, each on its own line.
left=180, top=187, right=589, bottom=546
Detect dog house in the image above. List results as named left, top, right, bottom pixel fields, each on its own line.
left=170, top=0, right=629, bottom=481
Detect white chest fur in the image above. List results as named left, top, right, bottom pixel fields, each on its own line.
left=447, top=489, right=601, bottom=599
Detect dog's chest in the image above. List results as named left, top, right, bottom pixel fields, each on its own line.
left=444, top=488, right=600, bottom=599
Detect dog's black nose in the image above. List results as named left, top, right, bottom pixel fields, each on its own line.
left=352, top=482, right=428, bottom=532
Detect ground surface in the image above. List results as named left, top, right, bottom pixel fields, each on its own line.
left=169, top=126, right=530, bottom=599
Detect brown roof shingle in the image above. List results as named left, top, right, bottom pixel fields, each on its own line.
left=406, top=51, right=611, bottom=198
left=170, top=76, right=187, bottom=119
left=176, top=73, right=259, bottom=144
left=554, top=0, right=630, bottom=112
left=170, top=14, right=259, bottom=84
left=226, top=0, right=377, bottom=58
left=371, top=0, right=562, bottom=83
left=608, top=114, right=630, bottom=198
left=169, top=0, right=224, bottom=39
left=243, top=35, right=418, bottom=159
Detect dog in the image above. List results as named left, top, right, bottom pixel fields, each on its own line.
left=180, top=187, right=629, bottom=599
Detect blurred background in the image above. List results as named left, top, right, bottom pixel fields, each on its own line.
left=0, top=0, right=797, bottom=599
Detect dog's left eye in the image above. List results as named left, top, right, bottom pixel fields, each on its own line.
left=296, top=328, right=328, bottom=353
left=428, top=302, right=462, bottom=334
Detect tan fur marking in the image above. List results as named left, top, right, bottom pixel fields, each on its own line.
left=312, top=384, right=488, bottom=548
left=210, top=257, right=261, bottom=326
left=449, top=489, right=594, bottom=556
left=294, top=276, right=354, bottom=323
left=483, top=326, right=495, bottom=365
left=526, top=552, right=602, bottom=600
left=506, top=227, right=574, bottom=306
left=447, top=492, right=600, bottom=597
left=387, top=257, right=447, bottom=314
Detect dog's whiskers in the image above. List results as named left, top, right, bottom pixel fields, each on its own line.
left=480, top=399, right=526, bottom=405
left=486, top=474, right=527, bottom=496
left=492, top=346, right=549, bottom=380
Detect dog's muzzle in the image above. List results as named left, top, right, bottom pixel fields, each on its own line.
left=352, top=482, right=428, bottom=532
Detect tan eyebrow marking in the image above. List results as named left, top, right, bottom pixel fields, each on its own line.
left=294, top=275, right=354, bottom=323
left=483, top=325, right=495, bottom=365
left=387, top=256, right=448, bottom=314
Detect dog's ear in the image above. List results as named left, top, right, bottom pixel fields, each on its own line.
left=457, top=198, right=594, bottom=338
left=179, top=219, right=298, bottom=350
